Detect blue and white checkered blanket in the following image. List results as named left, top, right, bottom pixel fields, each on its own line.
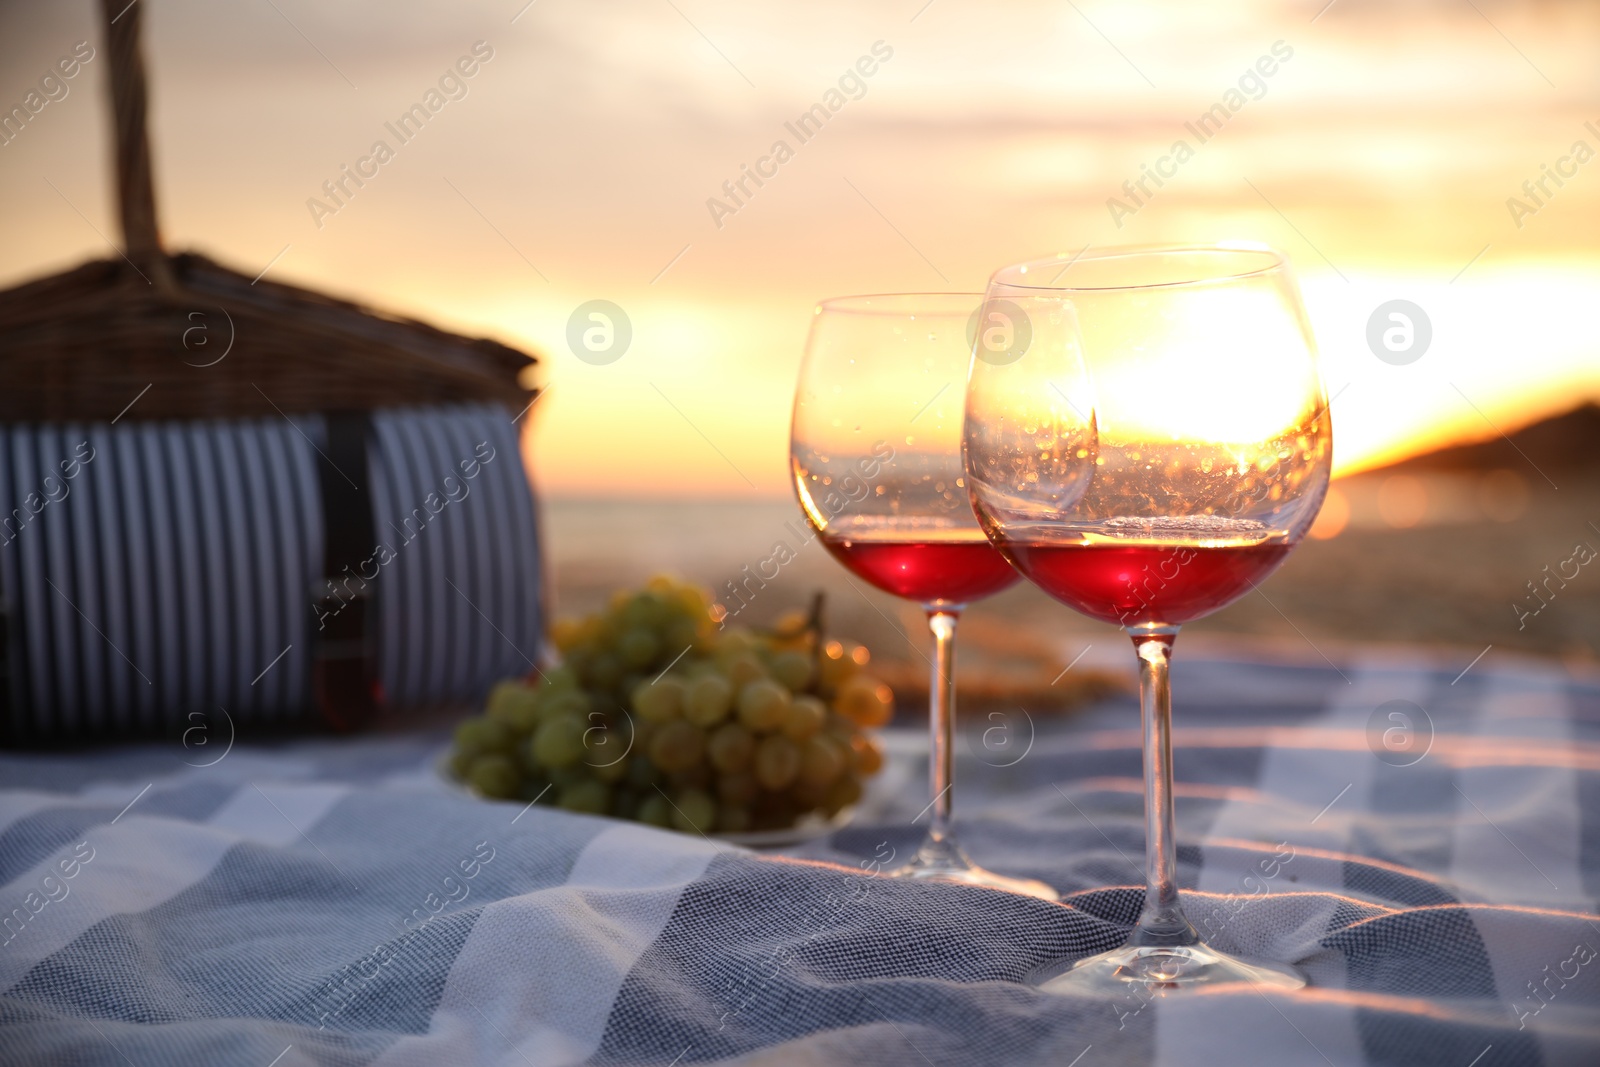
left=3, top=647, right=1598, bottom=1065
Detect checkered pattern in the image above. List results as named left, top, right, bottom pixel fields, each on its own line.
left=2, top=648, right=1597, bottom=1065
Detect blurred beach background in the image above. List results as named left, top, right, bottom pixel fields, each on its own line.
left=2, top=0, right=1596, bottom=705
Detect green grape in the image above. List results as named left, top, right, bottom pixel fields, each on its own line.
left=466, top=754, right=520, bottom=799
left=707, top=722, right=755, bottom=772
left=717, top=804, right=752, bottom=834
left=797, top=734, right=846, bottom=789
left=549, top=763, right=592, bottom=789
left=769, top=650, right=815, bottom=692
left=632, top=677, right=685, bottom=723
left=666, top=765, right=710, bottom=791
left=447, top=750, right=474, bottom=780
left=562, top=650, right=592, bottom=686
left=587, top=652, right=624, bottom=690
left=853, top=733, right=884, bottom=776
left=686, top=674, right=733, bottom=724
left=725, top=653, right=767, bottom=689
left=754, top=734, right=801, bottom=790
left=683, top=677, right=734, bottom=728
left=617, top=673, right=646, bottom=702
left=671, top=788, right=717, bottom=833
left=664, top=616, right=700, bottom=655
left=453, top=716, right=514, bottom=757
left=824, top=775, right=863, bottom=815
left=718, top=628, right=760, bottom=657
left=559, top=779, right=611, bottom=815
left=737, top=679, right=790, bottom=734
left=577, top=709, right=623, bottom=765
left=716, top=771, right=759, bottom=806
left=790, top=777, right=828, bottom=811
left=538, top=664, right=580, bottom=693
left=531, top=714, right=587, bottom=768
left=542, top=689, right=593, bottom=721
left=627, top=743, right=663, bottom=787
left=486, top=681, right=541, bottom=731
left=835, top=675, right=893, bottom=727
left=780, top=695, right=826, bottom=741
left=618, top=627, right=660, bottom=669
left=823, top=726, right=859, bottom=762
left=589, top=751, right=630, bottom=783
left=671, top=584, right=710, bottom=619
left=637, top=792, right=673, bottom=828
left=648, top=719, right=706, bottom=773
left=623, top=593, right=670, bottom=631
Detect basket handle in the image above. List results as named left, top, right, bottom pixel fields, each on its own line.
left=99, top=0, right=173, bottom=289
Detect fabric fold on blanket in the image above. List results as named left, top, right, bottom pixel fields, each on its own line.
left=2, top=649, right=1597, bottom=1066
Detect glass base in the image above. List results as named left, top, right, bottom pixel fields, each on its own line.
left=1030, top=940, right=1306, bottom=994
left=890, top=835, right=1059, bottom=901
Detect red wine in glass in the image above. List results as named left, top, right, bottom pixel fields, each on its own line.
left=792, top=293, right=1057, bottom=900
left=964, top=245, right=1329, bottom=993
left=821, top=528, right=1021, bottom=605
left=999, top=533, right=1290, bottom=627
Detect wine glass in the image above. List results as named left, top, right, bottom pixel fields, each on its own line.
left=791, top=293, right=1058, bottom=899
left=963, top=245, right=1330, bottom=990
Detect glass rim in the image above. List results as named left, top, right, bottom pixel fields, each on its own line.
left=813, top=292, right=982, bottom=316
left=990, top=243, right=1288, bottom=293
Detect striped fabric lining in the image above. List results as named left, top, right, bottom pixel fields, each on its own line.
left=1, top=651, right=1597, bottom=1065
left=0, top=406, right=542, bottom=741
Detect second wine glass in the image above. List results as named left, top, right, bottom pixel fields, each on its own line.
left=965, top=244, right=1331, bottom=991
left=791, top=293, right=1057, bottom=899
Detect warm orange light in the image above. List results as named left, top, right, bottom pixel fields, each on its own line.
left=1307, top=486, right=1349, bottom=540
left=1377, top=475, right=1428, bottom=528
left=1478, top=470, right=1530, bottom=523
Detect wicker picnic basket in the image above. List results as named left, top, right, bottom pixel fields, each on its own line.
left=0, top=0, right=545, bottom=744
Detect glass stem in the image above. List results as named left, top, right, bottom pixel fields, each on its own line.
left=926, top=609, right=960, bottom=845
left=1128, top=628, right=1199, bottom=948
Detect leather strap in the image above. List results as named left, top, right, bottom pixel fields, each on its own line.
left=311, top=411, right=381, bottom=731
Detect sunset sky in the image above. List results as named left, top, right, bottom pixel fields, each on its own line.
left=1, top=0, right=1596, bottom=497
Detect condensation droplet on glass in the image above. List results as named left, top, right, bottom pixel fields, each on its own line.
left=905, top=435, right=914, bottom=445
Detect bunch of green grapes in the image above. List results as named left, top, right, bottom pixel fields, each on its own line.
left=448, top=577, right=891, bottom=835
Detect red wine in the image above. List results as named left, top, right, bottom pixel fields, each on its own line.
left=821, top=530, right=1020, bottom=605
left=1000, top=539, right=1291, bottom=626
